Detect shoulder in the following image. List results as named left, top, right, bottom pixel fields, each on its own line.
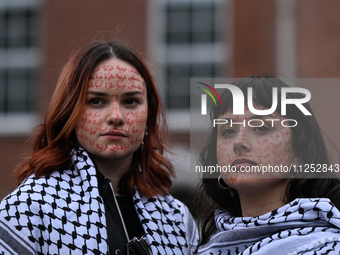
left=164, top=195, right=197, bottom=230
left=301, top=237, right=340, bottom=254
left=255, top=230, right=340, bottom=255
left=0, top=168, right=107, bottom=254
left=1, top=169, right=80, bottom=202
left=159, top=194, right=199, bottom=254
left=134, top=190, right=199, bottom=253
left=0, top=175, right=51, bottom=254
left=165, top=194, right=187, bottom=212
left=151, top=193, right=192, bottom=219
left=145, top=193, right=196, bottom=230
left=0, top=168, right=84, bottom=225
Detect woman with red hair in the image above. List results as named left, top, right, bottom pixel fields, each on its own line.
left=0, top=40, right=198, bottom=255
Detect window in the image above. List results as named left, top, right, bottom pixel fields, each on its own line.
left=0, top=0, right=41, bottom=135
left=161, top=0, right=227, bottom=110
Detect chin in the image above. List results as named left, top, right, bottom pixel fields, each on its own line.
left=223, top=173, right=288, bottom=189
left=225, top=175, right=262, bottom=188
left=96, top=149, right=136, bottom=160
left=222, top=173, right=286, bottom=187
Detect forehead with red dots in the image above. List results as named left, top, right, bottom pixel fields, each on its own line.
left=88, top=59, right=146, bottom=95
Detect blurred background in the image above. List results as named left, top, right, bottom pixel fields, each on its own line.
left=1, top=0, right=340, bottom=208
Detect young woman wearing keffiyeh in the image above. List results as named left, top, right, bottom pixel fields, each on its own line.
left=195, top=76, right=340, bottom=254
left=0, top=40, right=198, bottom=255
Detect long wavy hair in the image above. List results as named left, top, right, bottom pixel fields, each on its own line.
left=14, top=40, right=174, bottom=197
left=196, top=75, right=340, bottom=245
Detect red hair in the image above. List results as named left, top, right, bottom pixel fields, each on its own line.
left=14, top=40, right=174, bottom=197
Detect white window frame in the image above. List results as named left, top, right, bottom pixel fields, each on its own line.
left=0, top=0, right=41, bottom=136
left=147, top=0, right=229, bottom=133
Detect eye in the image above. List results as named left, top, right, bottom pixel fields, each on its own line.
left=88, top=98, right=104, bottom=106
left=253, top=126, right=270, bottom=134
left=124, top=98, right=140, bottom=106
left=221, top=128, right=237, bottom=137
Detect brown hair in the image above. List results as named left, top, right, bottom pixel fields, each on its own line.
left=14, top=40, right=174, bottom=197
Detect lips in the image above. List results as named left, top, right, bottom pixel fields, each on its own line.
left=101, top=131, right=127, bottom=141
left=231, top=158, right=257, bottom=167
left=102, top=131, right=126, bottom=136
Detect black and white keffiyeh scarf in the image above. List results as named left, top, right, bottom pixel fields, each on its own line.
left=197, top=198, right=340, bottom=255
left=0, top=147, right=198, bottom=255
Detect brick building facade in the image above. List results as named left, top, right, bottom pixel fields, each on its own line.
left=1, top=0, right=340, bottom=200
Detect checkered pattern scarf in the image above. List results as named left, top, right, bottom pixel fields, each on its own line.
left=197, top=198, right=340, bottom=255
left=0, top=147, right=197, bottom=255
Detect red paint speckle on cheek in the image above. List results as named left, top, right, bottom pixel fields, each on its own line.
left=216, top=140, right=233, bottom=166
left=253, top=128, right=293, bottom=166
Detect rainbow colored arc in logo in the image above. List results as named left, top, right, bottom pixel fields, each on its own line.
left=196, top=82, right=222, bottom=106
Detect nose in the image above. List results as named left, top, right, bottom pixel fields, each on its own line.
left=106, top=102, right=125, bottom=125
left=233, top=127, right=251, bottom=154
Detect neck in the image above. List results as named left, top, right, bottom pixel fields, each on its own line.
left=91, top=154, right=133, bottom=196
left=237, top=179, right=289, bottom=217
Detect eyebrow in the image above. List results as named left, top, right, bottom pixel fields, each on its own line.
left=87, top=91, right=109, bottom=97
left=86, top=91, right=143, bottom=97
left=123, top=91, right=143, bottom=97
left=219, top=114, right=276, bottom=120
left=249, top=114, right=276, bottom=120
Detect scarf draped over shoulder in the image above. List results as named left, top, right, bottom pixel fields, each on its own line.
left=198, top=198, right=340, bottom=255
left=0, top=147, right=198, bottom=255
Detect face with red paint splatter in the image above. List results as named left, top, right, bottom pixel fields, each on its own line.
left=75, top=58, right=148, bottom=163
left=217, top=107, right=297, bottom=190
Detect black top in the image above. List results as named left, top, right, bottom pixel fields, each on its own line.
left=97, top=171, right=145, bottom=255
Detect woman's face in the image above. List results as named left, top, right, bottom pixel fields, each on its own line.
left=75, top=58, right=148, bottom=162
left=217, top=106, right=297, bottom=190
